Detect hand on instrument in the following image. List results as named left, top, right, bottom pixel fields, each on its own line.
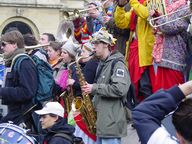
left=81, top=83, right=93, bottom=94
left=117, top=0, right=128, bottom=7
left=150, top=10, right=161, bottom=18
left=73, top=17, right=82, bottom=29
left=88, top=4, right=100, bottom=18
left=67, top=78, right=75, bottom=86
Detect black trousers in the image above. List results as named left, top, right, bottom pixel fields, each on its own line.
left=138, top=68, right=152, bottom=99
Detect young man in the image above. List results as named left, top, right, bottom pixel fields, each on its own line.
left=132, top=80, right=192, bottom=144
left=35, top=102, right=75, bottom=144
left=0, top=30, right=38, bottom=128
left=38, top=33, right=55, bottom=58
left=81, top=28, right=131, bottom=144
left=39, top=33, right=55, bottom=45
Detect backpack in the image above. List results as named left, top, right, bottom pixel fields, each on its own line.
left=111, top=58, right=138, bottom=110
left=11, top=53, right=54, bottom=105
left=54, top=133, right=84, bottom=144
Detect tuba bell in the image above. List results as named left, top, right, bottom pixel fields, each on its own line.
left=56, top=20, right=77, bottom=43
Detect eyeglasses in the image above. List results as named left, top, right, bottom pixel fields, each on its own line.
left=1, top=41, right=10, bottom=47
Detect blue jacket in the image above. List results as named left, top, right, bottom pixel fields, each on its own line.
left=132, top=86, right=185, bottom=144
left=43, top=118, right=75, bottom=144
left=0, top=57, right=38, bottom=124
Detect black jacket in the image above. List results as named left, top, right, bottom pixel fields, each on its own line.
left=0, top=57, right=38, bottom=124
left=43, top=118, right=75, bottom=144
left=71, top=59, right=98, bottom=97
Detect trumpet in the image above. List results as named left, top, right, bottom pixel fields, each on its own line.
left=62, top=0, right=111, bottom=20
left=149, top=6, right=192, bottom=28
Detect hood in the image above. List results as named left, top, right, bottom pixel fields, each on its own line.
left=44, top=118, right=75, bottom=135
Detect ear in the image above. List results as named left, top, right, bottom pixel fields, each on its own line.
left=13, top=43, right=18, bottom=49
left=176, top=131, right=185, bottom=144
left=56, top=50, right=61, bottom=56
left=53, top=115, right=59, bottom=122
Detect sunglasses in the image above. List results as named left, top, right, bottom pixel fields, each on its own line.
left=1, top=41, right=10, bottom=47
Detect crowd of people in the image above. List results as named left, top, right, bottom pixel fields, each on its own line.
left=0, top=0, right=192, bottom=144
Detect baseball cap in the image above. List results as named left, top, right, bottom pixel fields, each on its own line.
left=91, top=28, right=116, bottom=46
left=35, top=102, right=64, bottom=117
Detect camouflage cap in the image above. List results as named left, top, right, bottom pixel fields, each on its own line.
left=91, top=28, right=116, bottom=46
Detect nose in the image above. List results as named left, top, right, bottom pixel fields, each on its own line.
left=40, top=117, right=43, bottom=122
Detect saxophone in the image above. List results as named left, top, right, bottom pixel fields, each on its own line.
left=72, top=56, right=97, bottom=134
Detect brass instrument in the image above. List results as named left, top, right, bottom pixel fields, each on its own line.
left=60, top=61, right=76, bottom=114
left=56, top=20, right=76, bottom=43
left=62, top=0, right=111, bottom=20
left=25, top=43, right=50, bottom=50
left=149, top=6, right=192, bottom=28
left=72, top=55, right=97, bottom=134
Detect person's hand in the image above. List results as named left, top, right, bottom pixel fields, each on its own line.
left=81, top=83, right=93, bottom=94
left=149, top=10, right=161, bottom=18
left=117, top=0, right=128, bottom=7
left=67, top=78, right=75, bottom=86
left=88, top=5, right=100, bottom=18
left=73, top=17, right=82, bottom=29
left=103, top=16, right=111, bottom=23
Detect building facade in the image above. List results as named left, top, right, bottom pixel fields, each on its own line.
left=0, top=0, right=86, bottom=40
left=0, top=0, right=87, bottom=116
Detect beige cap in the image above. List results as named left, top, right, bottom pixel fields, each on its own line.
left=91, top=28, right=116, bottom=46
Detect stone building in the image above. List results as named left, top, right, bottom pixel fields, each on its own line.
left=0, top=0, right=89, bottom=116
left=0, top=0, right=87, bottom=40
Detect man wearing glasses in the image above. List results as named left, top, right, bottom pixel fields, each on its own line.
left=0, top=30, right=38, bottom=129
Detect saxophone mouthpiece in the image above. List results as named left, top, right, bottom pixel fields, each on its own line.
left=89, top=51, right=96, bottom=57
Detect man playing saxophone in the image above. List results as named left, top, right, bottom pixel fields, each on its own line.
left=81, top=28, right=131, bottom=144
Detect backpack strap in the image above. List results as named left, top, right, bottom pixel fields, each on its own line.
left=110, top=58, right=120, bottom=76
left=110, top=58, right=125, bottom=81
left=110, top=58, right=137, bottom=109
left=10, top=54, right=38, bottom=124
left=11, top=53, right=35, bottom=71
left=53, top=133, right=73, bottom=143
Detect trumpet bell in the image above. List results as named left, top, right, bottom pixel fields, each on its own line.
left=74, top=9, right=80, bottom=18
left=63, top=11, right=70, bottom=20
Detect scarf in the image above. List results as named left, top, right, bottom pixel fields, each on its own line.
left=4, top=48, right=26, bottom=67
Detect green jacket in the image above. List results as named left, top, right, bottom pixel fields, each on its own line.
left=92, top=51, right=131, bottom=137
